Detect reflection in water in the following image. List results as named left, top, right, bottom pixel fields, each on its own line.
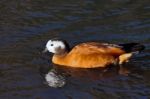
left=45, top=69, right=66, bottom=88
left=55, top=63, right=142, bottom=80
left=43, top=64, right=134, bottom=88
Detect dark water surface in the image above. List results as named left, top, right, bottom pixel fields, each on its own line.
left=0, top=0, right=150, bottom=99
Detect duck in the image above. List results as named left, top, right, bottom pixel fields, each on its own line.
left=43, top=38, right=145, bottom=68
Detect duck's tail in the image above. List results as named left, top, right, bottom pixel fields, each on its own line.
left=118, top=43, right=145, bottom=65
left=119, top=43, right=145, bottom=53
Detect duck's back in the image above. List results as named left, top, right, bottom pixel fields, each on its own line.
left=70, top=42, right=125, bottom=56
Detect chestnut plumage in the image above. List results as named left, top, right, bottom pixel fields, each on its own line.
left=44, top=39, right=145, bottom=68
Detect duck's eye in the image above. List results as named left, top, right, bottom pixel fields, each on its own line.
left=50, top=44, right=54, bottom=46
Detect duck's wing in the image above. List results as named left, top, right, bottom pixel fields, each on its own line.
left=69, top=42, right=125, bottom=56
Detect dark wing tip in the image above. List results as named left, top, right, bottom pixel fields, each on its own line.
left=119, top=43, right=145, bottom=53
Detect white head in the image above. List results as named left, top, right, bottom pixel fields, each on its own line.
left=43, top=39, right=70, bottom=54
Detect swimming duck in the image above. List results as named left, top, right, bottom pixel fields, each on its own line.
left=43, top=38, right=145, bottom=68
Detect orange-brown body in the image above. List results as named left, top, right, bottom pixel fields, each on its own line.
left=52, top=42, right=132, bottom=68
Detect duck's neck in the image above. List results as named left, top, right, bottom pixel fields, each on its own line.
left=52, top=52, right=69, bottom=65
left=54, top=51, right=68, bottom=57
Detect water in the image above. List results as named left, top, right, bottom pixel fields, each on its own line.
left=0, top=0, right=150, bottom=98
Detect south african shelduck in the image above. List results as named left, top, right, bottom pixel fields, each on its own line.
left=43, top=38, right=145, bottom=68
